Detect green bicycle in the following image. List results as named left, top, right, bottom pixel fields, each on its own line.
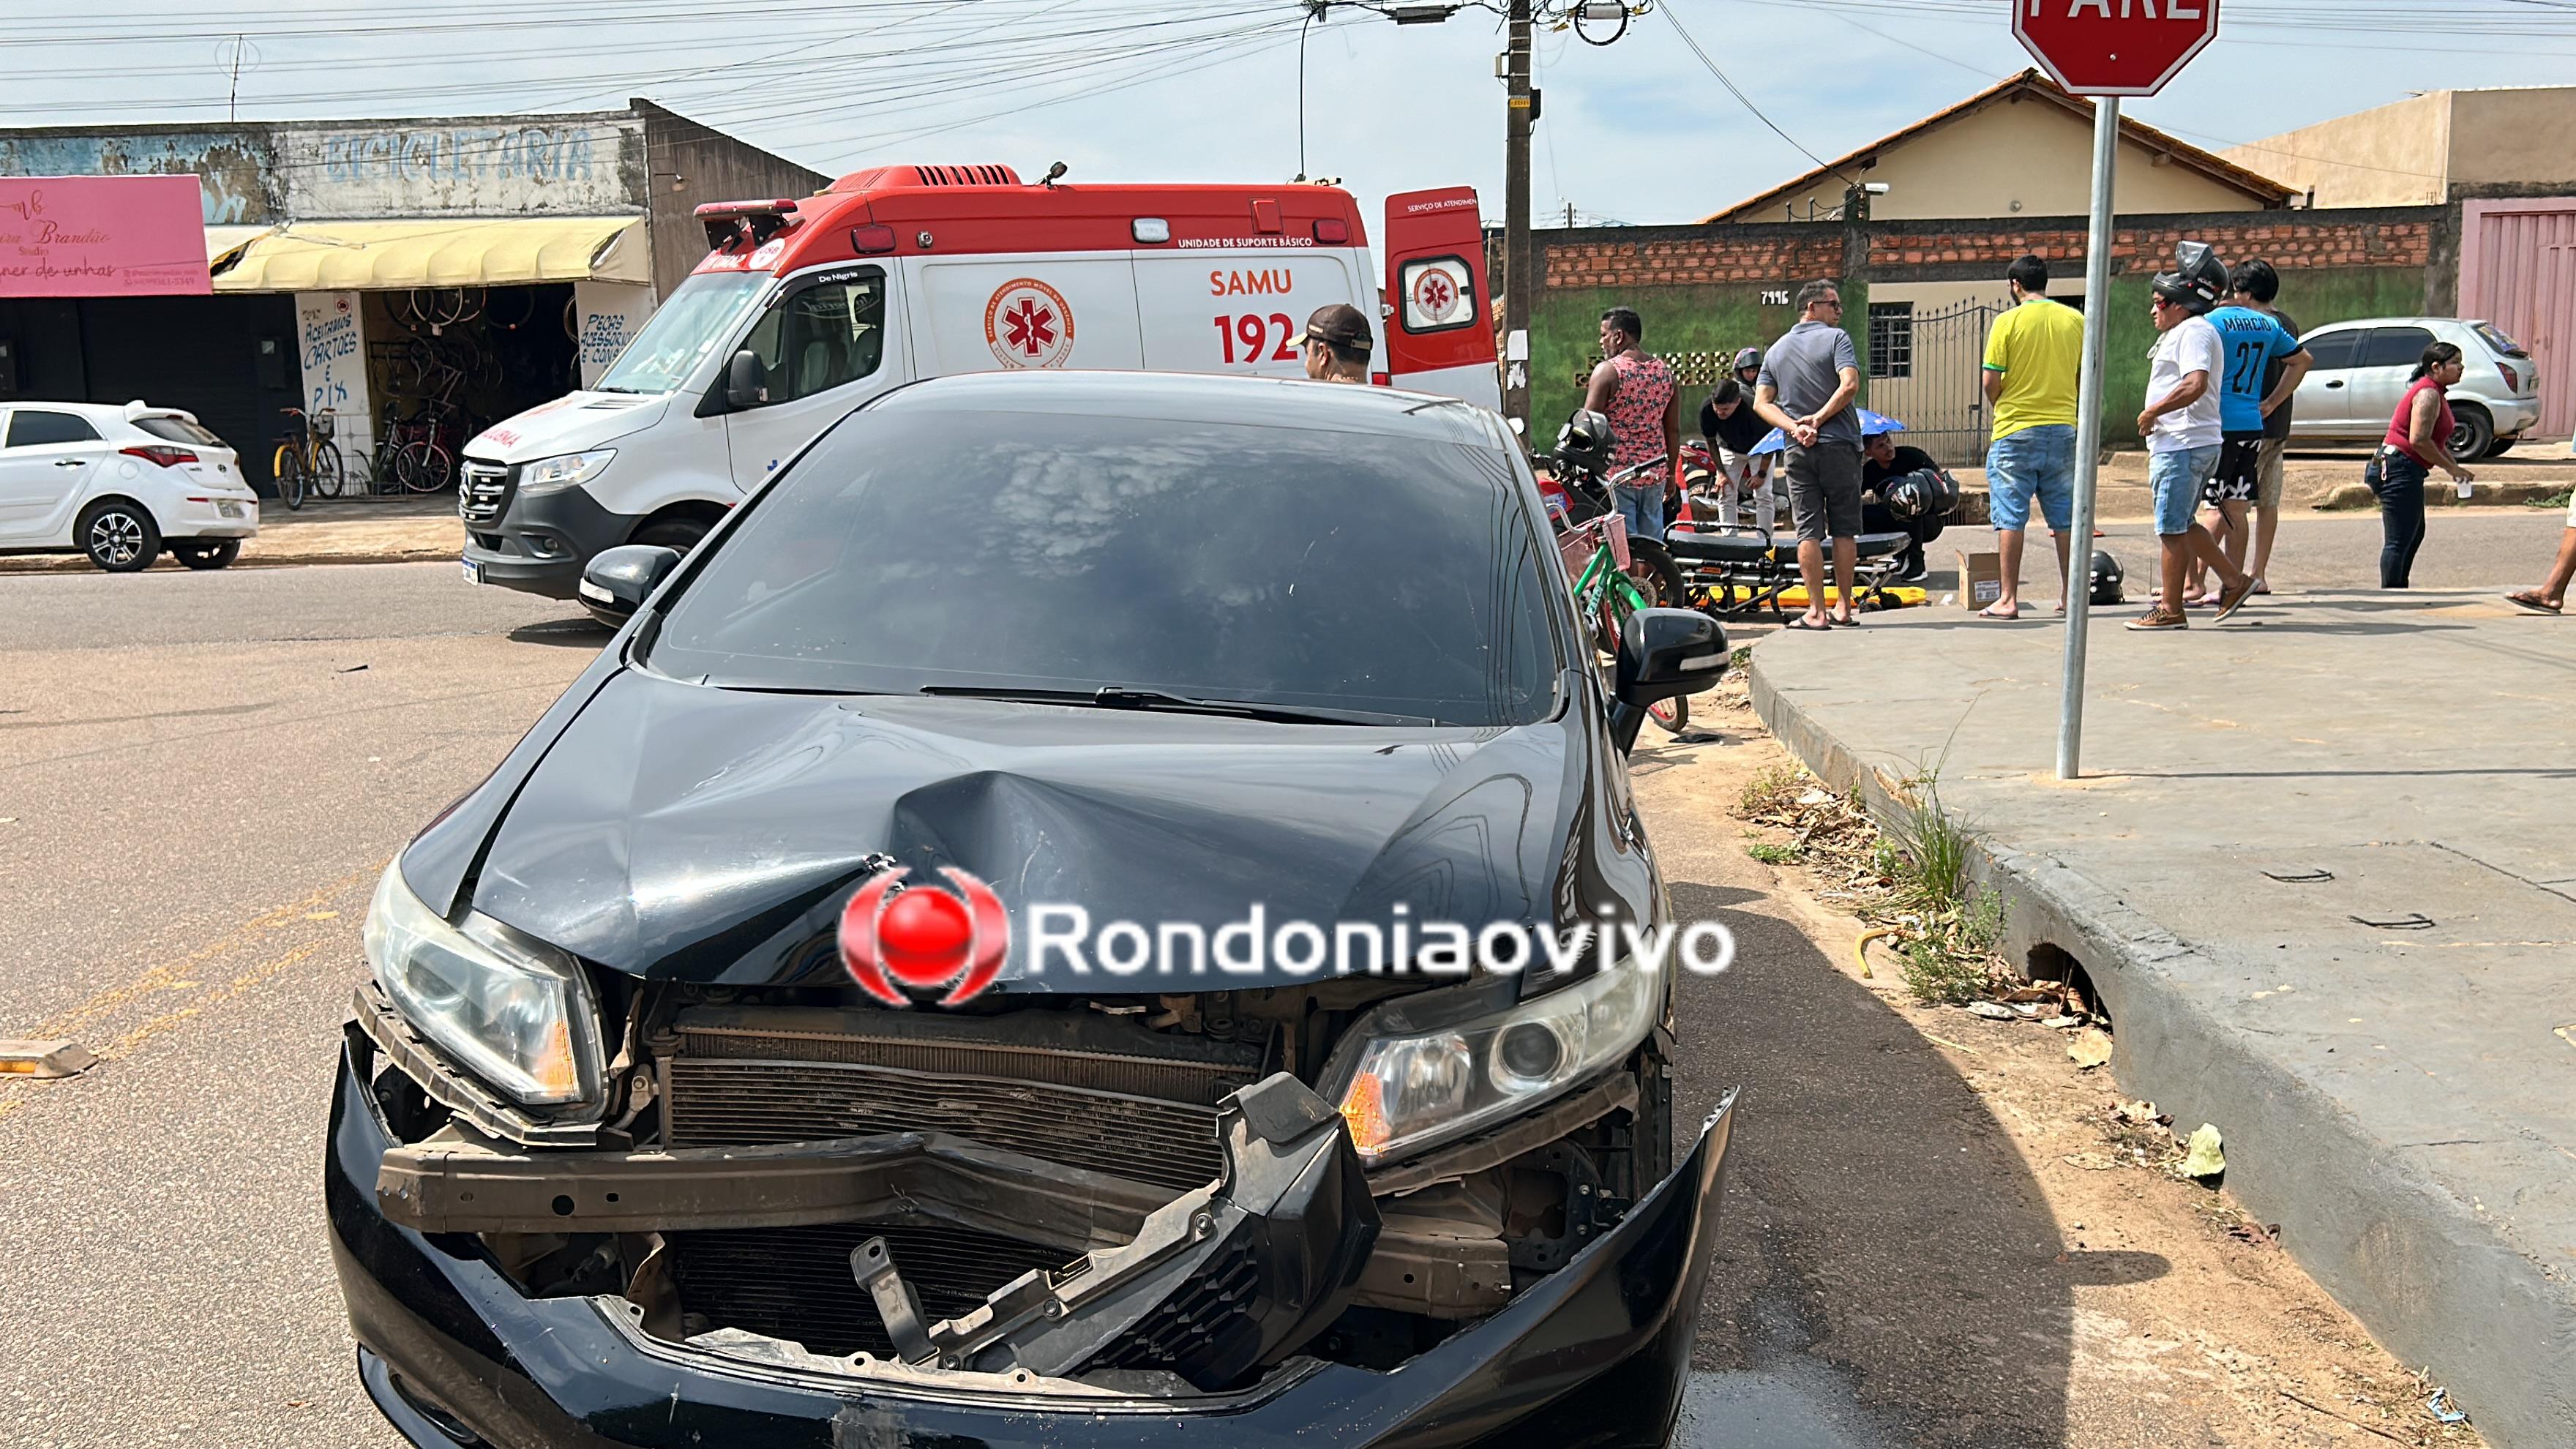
left=1551, top=453, right=1691, bottom=736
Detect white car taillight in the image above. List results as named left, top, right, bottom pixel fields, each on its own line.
left=120, top=445, right=198, bottom=468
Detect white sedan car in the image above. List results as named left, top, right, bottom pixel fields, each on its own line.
left=0, top=400, right=260, bottom=572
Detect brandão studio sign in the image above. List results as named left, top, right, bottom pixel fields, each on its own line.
left=0, top=173, right=211, bottom=297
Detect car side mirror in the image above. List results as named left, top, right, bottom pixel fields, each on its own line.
left=578, top=544, right=682, bottom=624
left=1609, top=608, right=1728, bottom=752
left=724, top=349, right=768, bottom=410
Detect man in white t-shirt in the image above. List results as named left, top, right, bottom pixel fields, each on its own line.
left=2130, top=243, right=2254, bottom=631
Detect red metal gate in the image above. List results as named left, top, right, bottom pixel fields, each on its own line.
left=2459, top=198, right=2576, bottom=439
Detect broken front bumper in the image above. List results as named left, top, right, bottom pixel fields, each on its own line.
left=329, top=1035, right=1738, bottom=1449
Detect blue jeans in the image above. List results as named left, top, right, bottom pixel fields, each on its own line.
left=2366, top=447, right=2430, bottom=588
left=1613, top=482, right=1665, bottom=542
left=2149, top=446, right=2220, bottom=536
left=1985, top=424, right=2075, bottom=533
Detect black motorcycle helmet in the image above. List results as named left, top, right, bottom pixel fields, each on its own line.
left=1881, top=466, right=1959, bottom=522
left=2151, top=240, right=2229, bottom=317
left=2089, top=550, right=2125, bottom=606
left=1557, top=408, right=1614, bottom=476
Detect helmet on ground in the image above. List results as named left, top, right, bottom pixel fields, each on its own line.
left=1734, top=347, right=1764, bottom=372
left=2089, top=550, right=2125, bottom=606
left=1557, top=408, right=1614, bottom=476
left=2151, top=240, right=2229, bottom=317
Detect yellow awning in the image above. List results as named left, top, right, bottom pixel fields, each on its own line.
left=211, top=216, right=648, bottom=293
left=206, top=225, right=269, bottom=271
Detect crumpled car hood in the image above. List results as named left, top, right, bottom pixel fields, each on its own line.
left=459, top=667, right=1598, bottom=991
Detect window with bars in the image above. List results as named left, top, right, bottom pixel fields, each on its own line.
left=1868, top=302, right=1914, bottom=380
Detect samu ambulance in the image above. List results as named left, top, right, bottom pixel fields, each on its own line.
left=457, top=165, right=1499, bottom=598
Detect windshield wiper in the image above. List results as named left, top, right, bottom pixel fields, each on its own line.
left=919, top=685, right=1432, bottom=727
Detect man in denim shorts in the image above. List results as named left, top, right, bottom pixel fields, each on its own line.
left=2131, top=243, right=2253, bottom=631
left=1979, top=255, right=2081, bottom=618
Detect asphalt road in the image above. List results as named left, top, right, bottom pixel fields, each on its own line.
left=0, top=551, right=2490, bottom=1446
left=0, top=564, right=591, bottom=1448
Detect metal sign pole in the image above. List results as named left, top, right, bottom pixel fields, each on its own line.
left=2055, top=95, right=2119, bottom=782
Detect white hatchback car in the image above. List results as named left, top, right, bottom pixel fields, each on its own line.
left=0, top=400, right=260, bottom=572
left=2289, top=317, right=2542, bottom=463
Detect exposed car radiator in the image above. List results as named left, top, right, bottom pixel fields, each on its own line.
left=659, top=1005, right=1266, bottom=1194
left=667, top=1221, right=1072, bottom=1359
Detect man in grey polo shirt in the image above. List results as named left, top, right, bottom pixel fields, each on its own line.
left=1753, top=280, right=1865, bottom=629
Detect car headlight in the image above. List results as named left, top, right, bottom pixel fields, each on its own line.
left=1320, top=965, right=1661, bottom=1167
left=516, top=449, right=615, bottom=496
left=362, top=861, right=605, bottom=1107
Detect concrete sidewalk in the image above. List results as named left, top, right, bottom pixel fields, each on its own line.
left=0, top=495, right=463, bottom=574
left=1748, top=589, right=2575, bottom=1448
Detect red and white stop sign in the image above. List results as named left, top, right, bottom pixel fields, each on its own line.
left=2014, top=0, right=2220, bottom=97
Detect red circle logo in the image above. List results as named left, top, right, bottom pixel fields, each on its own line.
left=984, top=278, right=1077, bottom=368
left=839, top=866, right=1011, bottom=1007
left=1412, top=266, right=1461, bottom=324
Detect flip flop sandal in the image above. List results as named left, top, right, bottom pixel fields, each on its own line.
left=2506, top=591, right=2563, bottom=615
left=1786, top=618, right=1835, bottom=632
left=1977, top=604, right=2021, bottom=621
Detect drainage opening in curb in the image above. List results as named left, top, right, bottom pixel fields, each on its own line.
left=2027, top=944, right=2108, bottom=1031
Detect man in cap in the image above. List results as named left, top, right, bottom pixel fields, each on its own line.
left=2131, top=242, right=2254, bottom=631
left=1295, top=303, right=1374, bottom=384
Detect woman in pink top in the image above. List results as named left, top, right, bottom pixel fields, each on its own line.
left=2367, top=340, right=2476, bottom=588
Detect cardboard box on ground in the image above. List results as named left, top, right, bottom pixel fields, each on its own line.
left=1957, top=550, right=2004, bottom=610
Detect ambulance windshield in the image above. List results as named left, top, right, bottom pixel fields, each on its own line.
left=595, top=271, right=769, bottom=395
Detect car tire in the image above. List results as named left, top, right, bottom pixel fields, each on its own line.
left=632, top=519, right=710, bottom=555
left=79, top=500, right=162, bottom=573
left=2446, top=403, right=2493, bottom=465
left=171, top=539, right=242, bottom=570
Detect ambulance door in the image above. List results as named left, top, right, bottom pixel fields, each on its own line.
left=721, top=263, right=909, bottom=493
left=908, top=258, right=1145, bottom=377
left=1382, top=187, right=1501, bottom=411
left=1134, top=252, right=1366, bottom=381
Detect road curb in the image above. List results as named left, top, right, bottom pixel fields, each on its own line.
left=1746, top=651, right=2576, bottom=1449
left=0, top=547, right=456, bottom=576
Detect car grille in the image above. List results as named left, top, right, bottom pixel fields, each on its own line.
left=458, top=461, right=512, bottom=524
left=659, top=1006, right=1264, bottom=1194
left=667, top=1221, right=1075, bottom=1359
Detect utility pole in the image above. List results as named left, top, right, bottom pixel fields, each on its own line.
left=1501, top=0, right=1534, bottom=438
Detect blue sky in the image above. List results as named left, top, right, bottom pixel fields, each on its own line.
left=6, top=0, right=2572, bottom=230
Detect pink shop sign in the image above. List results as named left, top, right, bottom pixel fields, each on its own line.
left=0, top=174, right=211, bottom=297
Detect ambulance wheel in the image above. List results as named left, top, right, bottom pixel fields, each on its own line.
left=633, top=519, right=711, bottom=555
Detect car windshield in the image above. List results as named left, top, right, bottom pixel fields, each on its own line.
left=643, top=405, right=1565, bottom=727
left=594, top=271, right=769, bottom=394
left=2474, top=322, right=2528, bottom=359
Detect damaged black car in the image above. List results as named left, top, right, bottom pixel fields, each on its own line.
left=330, top=370, right=1737, bottom=1448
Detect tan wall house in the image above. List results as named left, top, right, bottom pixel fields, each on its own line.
left=1706, top=71, right=2292, bottom=225
left=2220, top=86, right=2576, bottom=209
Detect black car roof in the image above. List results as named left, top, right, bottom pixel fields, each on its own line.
left=868, top=370, right=1516, bottom=449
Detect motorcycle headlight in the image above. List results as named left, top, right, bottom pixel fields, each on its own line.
left=516, top=449, right=615, bottom=496
left=363, top=861, right=605, bottom=1107
left=1320, top=965, right=1662, bottom=1167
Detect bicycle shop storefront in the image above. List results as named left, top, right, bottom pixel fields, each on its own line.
left=208, top=216, right=658, bottom=500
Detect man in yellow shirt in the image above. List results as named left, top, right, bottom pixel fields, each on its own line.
left=1979, top=255, right=2085, bottom=619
